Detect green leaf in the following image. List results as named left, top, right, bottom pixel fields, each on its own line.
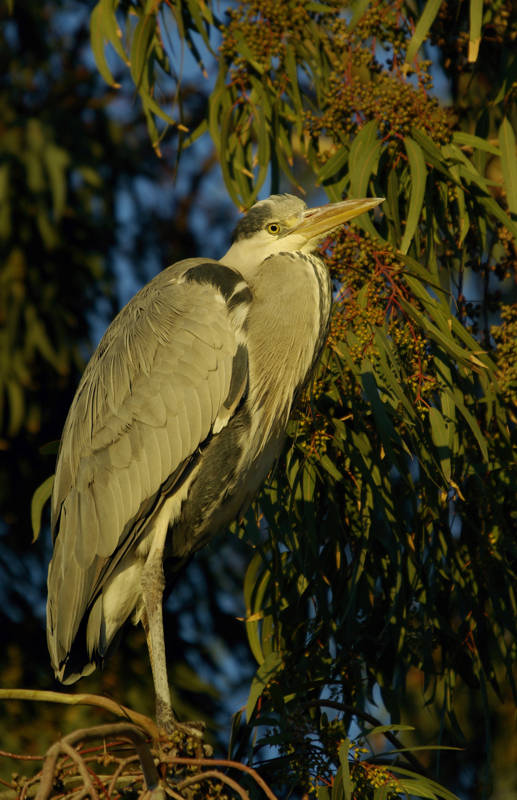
left=452, top=131, right=500, bottom=156
left=386, top=166, right=401, bottom=242
left=0, top=163, right=11, bottom=239
left=338, top=740, right=353, bottom=800
left=319, top=147, right=349, bottom=182
left=349, top=120, right=380, bottom=194
left=31, top=474, right=54, bottom=542
left=246, top=651, right=283, bottom=721
left=349, top=121, right=382, bottom=235
left=451, top=386, right=489, bottom=461
left=243, top=552, right=268, bottom=664
left=468, top=0, right=483, bottom=62
left=89, top=3, right=121, bottom=88
left=411, top=128, right=457, bottom=182
left=43, top=143, right=69, bottom=221
left=233, top=28, right=265, bottom=74
left=184, top=0, right=213, bottom=51
left=99, top=0, right=128, bottom=64
left=285, top=45, right=303, bottom=115
left=405, top=0, right=443, bottom=64
left=7, top=378, right=25, bottom=436
left=499, top=116, right=517, bottom=214
left=347, top=0, right=372, bottom=31
left=363, top=723, right=415, bottom=735
left=400, top=137, right=427, bottom=254
left=388, top=766, right=461, bottom=800
left=493, top=51, right=517, bottom=104
left=319, top=454, right=344, bottom=481
left=478, top=192, right=517, bottom=239
left=130, top=12, right=156, bottom=91
left=429, top=406, right=451, bottom=481
left=39, top=440, right=60, bottom=455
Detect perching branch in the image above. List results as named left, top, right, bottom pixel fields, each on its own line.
left=0, top=688, right=160, bottom=740
left=35, top=723, right=163, bottom=800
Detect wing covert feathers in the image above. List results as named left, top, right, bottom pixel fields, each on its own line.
left=47, top=259, right=251, bottom=679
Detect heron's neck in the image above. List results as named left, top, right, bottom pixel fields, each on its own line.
left=244, top=251, right=332, bottom=451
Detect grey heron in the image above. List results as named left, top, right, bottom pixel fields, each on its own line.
left=47, top=193, right=383, bottom=732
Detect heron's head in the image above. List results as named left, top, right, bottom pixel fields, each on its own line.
left=220, top=193, right=383, bottom=274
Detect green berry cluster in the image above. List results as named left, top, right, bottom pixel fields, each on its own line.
left=219, top=0, right=453, bottom=160
left=491, top=303, right=517, bottom=413
left=326, top=229, right=439, bottom=408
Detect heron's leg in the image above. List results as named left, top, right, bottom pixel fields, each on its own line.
left=141, top=518, right=204, bottom=741
left=141, top=546, right=175, bottom=732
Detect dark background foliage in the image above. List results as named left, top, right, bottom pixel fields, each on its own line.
left=1, top=1, right=516, bottom=798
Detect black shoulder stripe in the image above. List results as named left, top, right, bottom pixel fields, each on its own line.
left=185, top=263, right=244, bottom=301
left=223, top=343, right=249, bottom=411
left=228, top=286, right=253, bottom=310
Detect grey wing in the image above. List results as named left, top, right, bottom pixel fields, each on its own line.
left=47, top=259, right=250, bottom=679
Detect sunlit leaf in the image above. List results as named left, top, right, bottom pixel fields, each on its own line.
left=499, top=116, right=517, bottom=214
left=400, top=137, right=427, bottom=254
left=89, top=2, right=121, bottom=87
left=468, top=0, right=484, bottom=63
left=31, top=475, right=55, bottom=542
left=405, top=0, right=443, bottom=64
left=246, top=651, right=283, bottom=721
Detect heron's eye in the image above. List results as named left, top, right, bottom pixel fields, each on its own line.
left=266, top=222, right=281, bottom=235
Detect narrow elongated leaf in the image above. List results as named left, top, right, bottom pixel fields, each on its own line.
left=429, top=406, right=451, bottom=481
left=7, top=379, right=24, bottom=436
left=478, top=192, right=517, bottom=239
left=499, top=116, right=517, bottom=214
left=246, top=651, right=283, bottom=721
left=400, top=137, right=427, bottom=254
left=99, top=0, right=128, bottom=64
left=130, top=12, right=156, bottom=91
left=285, top=45, right=303, bottom=115
left=451, top=386, right=489, bottom=461
left=349, top=119, right=378, bottom=193
left=411, top=128, right=459, bottom=183
left=319, top=147, right=349, bottom=182
left=468, top=0, right=483, bottom=62
left=319, top=454, right=344, bottom=481
left=452, top=131, right=500, bottom=156
left=184, top=0, right=212, bottom=50
left=89, top=4, right=120, bottom=87
left=32, top=475, right=55, bottom=542
left=347, top=0, right=372, bottom=31
left=43, top=144, right=69, bottom=221
left=494, top=51, right=517, bottom=104
left=386, top=166, right=401, bottom=242
left=0, top=163, right=11, bottom=238
left=405, top=0, right=443, bottom=64
left=338, top=740, right=353, bottom=800
left=349, top=121, right=382, bottom=236
left=388, top=766, right=461, bottom=800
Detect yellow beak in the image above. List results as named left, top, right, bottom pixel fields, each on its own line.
left=292, top=197, right=384, bottom=242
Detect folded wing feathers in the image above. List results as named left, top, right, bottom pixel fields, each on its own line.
left=48, top=263, right=250, bottom=672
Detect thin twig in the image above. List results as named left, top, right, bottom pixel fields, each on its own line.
left=176, top=770, right=249, bottom=800
left=163, top=786, right=184, bottom=800
left=168, top=758, right=278, bottom=800
left=107, top=755, right=140, bottom=796
left=36, top=723, right=163, bottom=800
left=59, top=742, right=99, bottom=800
left=0, top=748, right=43, bottom=761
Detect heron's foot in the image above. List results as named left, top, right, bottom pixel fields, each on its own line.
left=156, top=702, right=209, bottom=756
